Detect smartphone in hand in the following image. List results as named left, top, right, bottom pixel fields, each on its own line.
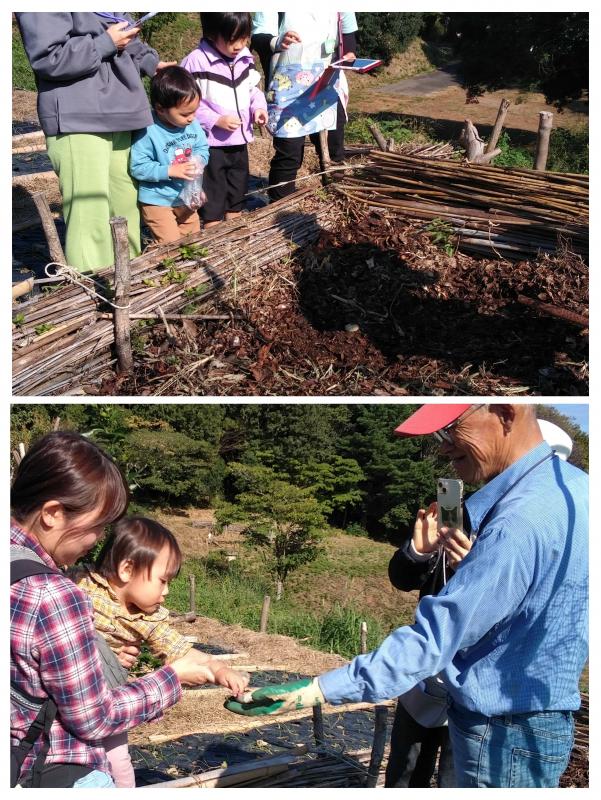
left=125, top=11, right=159, bottom=30
left=437, top=478, right=463, bottom=532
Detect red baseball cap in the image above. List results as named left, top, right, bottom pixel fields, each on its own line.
left=394, top=404, right=472, bottom=436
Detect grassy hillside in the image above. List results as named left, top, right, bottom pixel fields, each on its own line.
left=155, top=509, right=417, bottom=660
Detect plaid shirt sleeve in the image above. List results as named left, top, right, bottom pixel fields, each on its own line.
left=33, top=575, right=182, bottom=740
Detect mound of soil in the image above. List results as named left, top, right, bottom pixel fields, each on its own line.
left=102, top=202, right=587, bottom=397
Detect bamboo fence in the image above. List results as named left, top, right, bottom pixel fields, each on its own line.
left=13, top=188, right=334, bottom=396
left=145, top=745, right=388, bottom=789
left=336, top=151, right=588, bottom=260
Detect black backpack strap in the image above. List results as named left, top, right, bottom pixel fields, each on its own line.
left=11, top=557, right=60, bottom=786
left=11, top=558, right=59, bottom=584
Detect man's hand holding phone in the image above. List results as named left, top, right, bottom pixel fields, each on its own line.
left=439, top=527, right=472, bottom=569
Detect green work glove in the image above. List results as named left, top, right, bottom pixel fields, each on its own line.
left=224, top=677, right=325, bottom=717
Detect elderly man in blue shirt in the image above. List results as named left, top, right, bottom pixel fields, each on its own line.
left=226, top=403, right=588, bottom=788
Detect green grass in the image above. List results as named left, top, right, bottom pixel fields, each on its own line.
left=12, top=24, right=35, bottom=92
left=491, top=132, right=533, bottom=169
left=345, top=113, right=435, bottom=147
left=166, top=556, right=387, bottom=659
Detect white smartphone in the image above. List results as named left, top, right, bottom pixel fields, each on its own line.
left=126, top=12, right=159, bottom=30
left=437, top=478, right=463, bottom=532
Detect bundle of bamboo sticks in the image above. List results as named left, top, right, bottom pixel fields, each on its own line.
left=336, top=151, right=588, bottom=260
left=143, top=745, right=387, bottom=789
left=13, top=188, right=335, bottom=396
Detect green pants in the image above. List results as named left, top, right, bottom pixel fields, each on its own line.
left=46, top=131, right=141, bottom=273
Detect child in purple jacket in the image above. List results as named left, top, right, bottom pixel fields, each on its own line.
left=181, top=13, right=267, bottom=227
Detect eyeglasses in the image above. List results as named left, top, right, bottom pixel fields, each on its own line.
left=433, top=404, right=483, bottom=445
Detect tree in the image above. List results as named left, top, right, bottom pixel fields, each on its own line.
left=341, top=405, right=439, bottom=541
left=448, top=12, right=588, bottom=109
left=216, top=463, right=326, bottom=599
left=122, top=429, right=225, bottom=508
left=356, top=13, right=425, bottom=65
left=290, top=455, right=365, bottom=526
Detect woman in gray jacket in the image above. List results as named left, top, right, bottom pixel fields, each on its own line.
left=16, top=13, right=174, bottom=272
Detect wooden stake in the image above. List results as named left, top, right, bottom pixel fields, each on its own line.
left=188, top=573, right=196, bottom=620
left=318, top=129, right=332, bottom=184
left=534, top=111, right=554, bottom=171
left=313, top=704, right=325, bottom=754
left=260, top=594, right=271, bottom=632
left=109, top=216, right=133, bottom=374
left=368, top=122, right=388, bottom=152
left=365, top=705, right=388, bottom=787
left=360, top=621, right=368, bottom=654
left=486, top=98, right=511, bottom=153
left=32, top=191, right=66, bottom=265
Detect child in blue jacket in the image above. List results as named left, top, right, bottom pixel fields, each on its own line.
left=130, top=66, right=210, bottom=244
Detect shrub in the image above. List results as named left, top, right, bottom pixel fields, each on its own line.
left=547, top=127, right=589, bottom=175
left=345, top=522, right=369, bottom=538
left=492, top=132, right=533, bottom=169
left=356, top=13, right=424, bottom=65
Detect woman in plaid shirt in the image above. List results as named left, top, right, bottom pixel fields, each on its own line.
left=10, top=432, right=244, bottom=788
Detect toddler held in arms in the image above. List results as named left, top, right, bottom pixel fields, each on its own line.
left=72, top=516, right=248, bottom=787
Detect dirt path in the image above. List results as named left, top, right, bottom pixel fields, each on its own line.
left=379, top=62, right=462, bottom=96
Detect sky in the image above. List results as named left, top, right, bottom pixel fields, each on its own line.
left=551, top=404, right=589, bottom=434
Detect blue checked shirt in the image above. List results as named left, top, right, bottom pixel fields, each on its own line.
left=319, top=442, right=588, bottom=715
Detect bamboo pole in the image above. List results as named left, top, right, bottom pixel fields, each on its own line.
left=260, top=595, right=271, bottom=633
left=188, top=573, right=196, bottom=620
left=534, top=111, right=554, bottom=171
left=109, top=216, right=133, bottom=374
left=32, top=191, right=66, bottom=265
left=12, top=278, right=35, bottom=300
left=360, top=621, right=368, bottom=654
left=141, top=747, right=308, bottom=789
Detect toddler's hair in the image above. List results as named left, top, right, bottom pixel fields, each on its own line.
left=150, top=65, right=200, bottom=110
left=96, top=516, right=182, bottom=582
left=11, top=431, right=129, bottom=530
left=200, top=12, right=251, bottom=44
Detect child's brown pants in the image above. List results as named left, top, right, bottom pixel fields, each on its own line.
left=140, top=203, right=200, bottom=244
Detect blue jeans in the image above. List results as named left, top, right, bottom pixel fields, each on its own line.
left=73, top=770, right=115, bottom=788
left=448, top=704, right=574, bottom=787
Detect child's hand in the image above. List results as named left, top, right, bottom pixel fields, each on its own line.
left=254, top=109, right=268, bottom=126
left=216, top=115, right=242, bottom=132
left=107, top=22, right=140, bottom=50
left=213, top=666, right=251, bottom=695
left=116, top=644, right=141, bottom=669
left=169, top=161, right=198, bottom=181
